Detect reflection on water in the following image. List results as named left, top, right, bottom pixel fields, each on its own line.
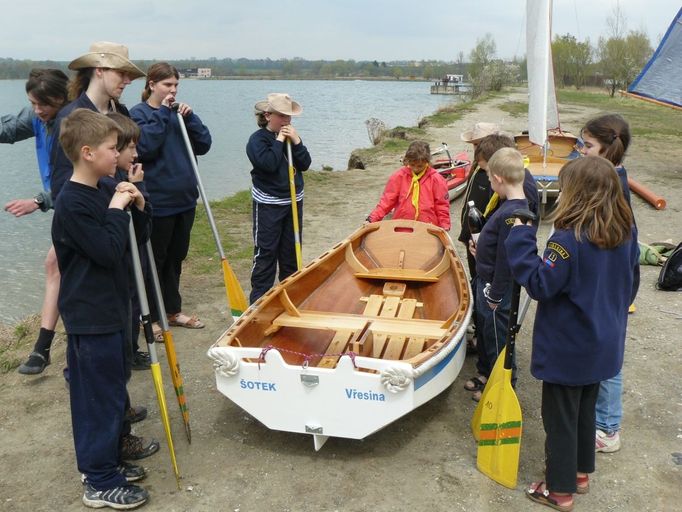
left=0, top=79, right=464, bottom=322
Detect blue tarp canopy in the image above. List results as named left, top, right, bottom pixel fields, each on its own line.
left=628, top=8, right=682, bottom=109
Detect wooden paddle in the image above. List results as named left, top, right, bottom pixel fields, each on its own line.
left=475, top=208, right=536, bottom=489
left=286, top=140, right=303, bottom=270
left=172, top=104, right=248, bottom=318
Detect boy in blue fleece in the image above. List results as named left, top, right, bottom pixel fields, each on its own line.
left=52, top=109, right=150, bottom=509
left=506, top=156, right=638, bottom=510
left=466, top=147, right=529, bottom=402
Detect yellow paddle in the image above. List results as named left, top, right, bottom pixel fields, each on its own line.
left=471, top=291, right=531, bottom=439
left=173, top=104, right=248, bottom=318
left=146, top=241, right=191, bottom=443
left=475, top=209, right=535, bottom=489
left=128, top=217, right=180, bottom=489
left=286, top=139, right=303, bottom=270
left=476, top=281, right=523, bottom=489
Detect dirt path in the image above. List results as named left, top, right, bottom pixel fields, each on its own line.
left=1, top=90, right=680, bottom=511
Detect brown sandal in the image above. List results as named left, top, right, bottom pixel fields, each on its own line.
left=526, top=482, right=574, bottom=512
left=152, top=322, right=164, bottom=342
left=167, top=312, right=205, bottom=329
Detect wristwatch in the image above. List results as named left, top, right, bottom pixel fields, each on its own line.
left=33, top=192, right=52, bottom=212
left=34, top=194, right=44, bottom=208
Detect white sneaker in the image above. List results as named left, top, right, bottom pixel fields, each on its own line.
left=596, top=429, right=621, bottom=453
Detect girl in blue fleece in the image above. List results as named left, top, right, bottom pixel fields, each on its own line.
left=579, top=113, right=637, bottom=453
left=505, top=156, right=638, bottom=511
left=131, top=62, right=212, bottom=330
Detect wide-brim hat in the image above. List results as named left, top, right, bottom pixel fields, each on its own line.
left=68, top=41, right=145, bottom=80
left=255, top=93, right=302, bottom=116
left=460, top=122, right=500, bottom=143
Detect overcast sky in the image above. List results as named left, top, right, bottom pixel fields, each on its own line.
left=1, top=0, right=678, bottom=61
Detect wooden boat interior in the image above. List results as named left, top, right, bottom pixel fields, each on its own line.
left=216, top=221, right=470, bottom=369
left=515, top=133, right=578, bottom=160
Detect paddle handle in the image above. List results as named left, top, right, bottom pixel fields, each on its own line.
left=503, top=281, right=522, bottom=370
left=287, top=140, right=303, bottom=270
left=172, top=104, right=227, bottom=261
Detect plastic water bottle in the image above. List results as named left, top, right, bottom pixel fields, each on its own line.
left=467, top=200, right=484, bottom=243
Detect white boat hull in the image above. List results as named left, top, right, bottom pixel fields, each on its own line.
left=208, top=319, right=469, bottom=449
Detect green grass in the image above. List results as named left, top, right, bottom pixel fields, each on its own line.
left=420, top=95, right=488, bottom=128
left=557, top=88, right=682, bottom=139
left=0, top=316, right=39, bottom=374
left=499, top=101, right=528, bottom=117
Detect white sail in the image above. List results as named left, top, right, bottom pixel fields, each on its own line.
left=526, top=0, right=559, bottom=147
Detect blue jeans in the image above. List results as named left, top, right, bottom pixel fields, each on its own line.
left=595, top=370, right=623, bottom=434
left=474, top=278, right=515, bottom=380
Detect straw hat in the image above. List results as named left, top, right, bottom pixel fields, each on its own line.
left=68, top=42, right=145, bottom=80
left=460, top=122, right=500, bottom=143
left=255, top=93, right=302, bottom=116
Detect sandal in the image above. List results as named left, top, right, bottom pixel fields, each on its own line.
left=464, top=375, right=487, bottom=392
left=576, top=474, right=589, bottom=495
left=526, top=482, right=574, bottom=512
left=472, top=389, right=483, bottom=402
left=167, top=312, right=205, bottom=329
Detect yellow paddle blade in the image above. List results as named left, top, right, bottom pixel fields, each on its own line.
left=151, top=363, right=181, bottom=489
left=471, top=346, right=507, bottom=440
left=221, top=257, right=248, bottom=317
left=162, top=331, right=191, bottom=443
left=476, top=368, right=522, bottom=489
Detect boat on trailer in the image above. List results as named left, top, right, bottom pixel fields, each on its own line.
left=208, top=220, right=472, bottom=450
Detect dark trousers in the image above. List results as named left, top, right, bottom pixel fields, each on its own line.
left=67, top=332, right=128, bottom=490
left=542, top=381, right=600, bottom=493
left=474, top=278, right=515, bottom=380
left=250, top=200, right=303, bottom=304
left=149, top=209, right=196, bottom=320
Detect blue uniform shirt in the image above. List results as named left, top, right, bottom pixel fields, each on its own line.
left=506, top=225, right=639, bottom=385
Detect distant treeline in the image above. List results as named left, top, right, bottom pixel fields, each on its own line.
left=0, top=57, right=470, bottom=81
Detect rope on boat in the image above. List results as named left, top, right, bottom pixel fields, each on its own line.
left=380, top=367, right=412, bottom=393
left=207, top=347, right=240, bottom=377
left=257, top=344, right=357, bottom=370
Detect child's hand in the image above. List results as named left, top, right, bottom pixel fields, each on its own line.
left=280, top=125, right=301, bottom=145
left=175, top=102, right=193, bottom=117
left=468, top=239, right=477, bottom=257
left=128, top=163, right=144, bottom=183
left=115, top=182, right=145, bottom=210
left=161, top=93, right=176, bottom=108
left=109, top=190, right=132, bottom=210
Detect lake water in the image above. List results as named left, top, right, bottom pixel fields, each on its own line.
left=0, top=79, right=461, bottom=323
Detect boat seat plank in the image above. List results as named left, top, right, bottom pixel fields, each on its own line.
left=397, top=298, right=418, bottom=319
left=402, top=337, right=426, bottom=360
left=380, top=296, right=401, bottom=317
left=383, top=336, right=406, bottom=360
left=272, top=311, right=447, bottom=339
left=318, top=330, right=354, bottom=368
left=354, top=268, right=439, bottom=282
left=363, top=295, right=384, bottom=316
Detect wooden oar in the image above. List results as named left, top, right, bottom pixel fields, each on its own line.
left=173, top=104, right=248, bottom=318
left=286, top=139, right=303, bottom=270
left=476, top=280, right=523, bottom=489
left=146, top=240, right=191, bottom=443
left=128, top=216, right=180, bottom=489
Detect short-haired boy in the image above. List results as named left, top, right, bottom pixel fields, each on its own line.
left=466, top=147, right=528, bottom=402
left=52, top=108, right=150, bottom=509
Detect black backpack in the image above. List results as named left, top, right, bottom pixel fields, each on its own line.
left=657, top=242, right=682, bottom=291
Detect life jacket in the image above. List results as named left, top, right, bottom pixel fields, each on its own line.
left=657, top=242, right=682, bottom=291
